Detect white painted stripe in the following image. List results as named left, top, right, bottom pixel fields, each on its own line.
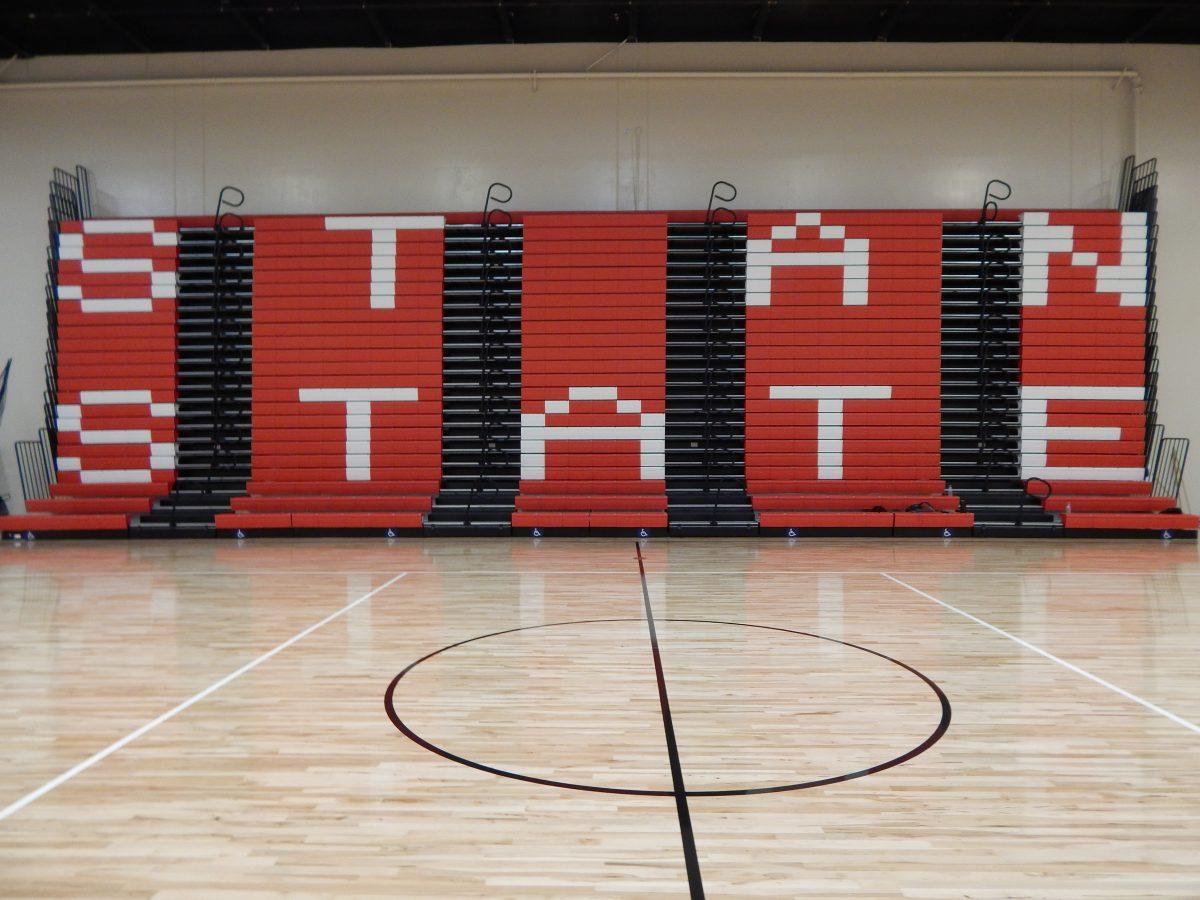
left=324, top=215, right=445, bottom=231
left=770, top=385, right=892, bottom=400
left=880, top=573, right=1200, bottom=736
left=568, top=386, right=619, bottom=401
left=80, top=390, right=154, bottom=405
left=56, top=285, right=82, bottom=300
left=299, top=387, right=417, bottom=403
left=1022, top=426, right=1122, bottom=441
left=80, top=429, right=152, bottom=445
left=1020, top=466, right=1147, bottom=480
left=82, top=219, right=155, bottom=234
left=80, top=258, right=154, bottom=274
left=1023, top=225, right=1075, bottom=239
left=79, top=469, right=153, bottom=483
left=0, top=572, right=409, bottom=823
left=80, top=299, right=154, bottom=313
left=152, top=232, right=178, bottom=246
left=1021, top=385, right=1143, bottom=401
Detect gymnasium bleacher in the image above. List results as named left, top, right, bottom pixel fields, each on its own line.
left=215, top=213, right=446, bottom=535
left=3, top=169, right=1194, bottom=539
left=1, top=218, right=179, bottom=535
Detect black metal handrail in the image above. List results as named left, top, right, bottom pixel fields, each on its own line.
left=39, top=165, right=93, bottom=463
left=0, top=358, right=10, bottom=423
left=1016, top=476, right=1052, bottom=526
left=0, top=358, right=9, bottom=514
left=1119, top=155, right=1160, bottom=466
left=467, top=182, right=514, bottom=525
left=204, top=186, right=249, bottom=505
left=698, top=181, right=739, bottom=517
left=975, top=178, right=1012, bottom=493
left=1150, top=437, right=1189, bottom=502
left=15, top=428, right=56, bottom=504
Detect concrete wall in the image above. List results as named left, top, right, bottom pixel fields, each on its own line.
left=2, top=41, right=1197, bottom=511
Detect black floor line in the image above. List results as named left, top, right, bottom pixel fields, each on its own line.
left=635, top=542, right=705, bottom=900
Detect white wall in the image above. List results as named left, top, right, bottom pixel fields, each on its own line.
left=2, top=42, right=1197, bottom=512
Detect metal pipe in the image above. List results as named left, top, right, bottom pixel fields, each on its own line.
left=0, top=68, right=1140, bottom=92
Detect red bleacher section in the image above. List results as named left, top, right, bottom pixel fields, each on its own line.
left=216, top=214, right=445, bottom=534
left=1, top=219, right=179, bottom=535
left=1019, top=211, right=1196, bottom=533
left=513, top=213, right=668, bottom=532
left=743, top=211, right=970, bottom=533
left=6, top=207, right=1190, bottom=539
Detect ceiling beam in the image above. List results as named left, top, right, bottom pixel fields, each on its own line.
left=752, top=0, right=775, bottom=41
left=0, top=28, right=29, bottom=58
left=497, top=1, right=514, bottom=43
left=88, top=2, right=151, bottom=53
left=1125, top=4, right=1173, bottom=43
left=363, top=7, right=393, bottom=47
left=877, top=1, right=910, bottom=41
left=228, top=8, right=270, bottom=51
left=1004, top=1, right=1045, bottom=41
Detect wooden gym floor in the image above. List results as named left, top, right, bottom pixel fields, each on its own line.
left=0, top=537, right=1198, bottom=898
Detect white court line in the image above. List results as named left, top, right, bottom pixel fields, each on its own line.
left=881, top=572, right=1200, bottom=736
left=0, top=571, right=408, bottom=823
left=6, top=567, right=1200, bottom=580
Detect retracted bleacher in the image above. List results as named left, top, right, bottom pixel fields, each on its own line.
left=4, top=194, right=1192, bottom=539
left=512, top=213, right=669, bottom=534
left=217, top=215, right=445, bottom=535
left=1017, top=210, right=1195, bottom=535
left=2, top=219, right=180, bottom=536
left=744, top=210, right=971, bottom=535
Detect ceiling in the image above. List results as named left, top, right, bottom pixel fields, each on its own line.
left=1, top=1, right=1198, bottom=58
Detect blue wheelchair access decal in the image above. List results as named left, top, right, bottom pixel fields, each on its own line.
left=942, top=528, right=953, bottom=539
left=532, top=527, right=542, bottom=538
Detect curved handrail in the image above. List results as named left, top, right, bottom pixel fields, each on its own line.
left=699, top=182, right=741, bottom=513
left=469, top=181, right=515, bottom=524
left=1023, top=477, right=1052, bottom=500
left=197, top=186, right=248, bottom=508
left=975, top=178, right=1014, bottom=492
left=706, top=180, right=737, bottom=223
left=483, top=182, right=513, bottom=220
left=0, top=358, right=11, bottom=423
left=212, top=185, right=245, bottom=229
left=1016, top=477, right=1053, bottom=527
left=979, top=178, right=1011, bottom=224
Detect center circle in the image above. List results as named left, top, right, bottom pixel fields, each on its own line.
left=384, top=618, right=950, bottom=796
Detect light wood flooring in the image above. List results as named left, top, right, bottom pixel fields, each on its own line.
left=0, top=537, right=1198, bottom=897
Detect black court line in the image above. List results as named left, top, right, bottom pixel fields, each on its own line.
left=635, top=542, right=705, bottom=900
